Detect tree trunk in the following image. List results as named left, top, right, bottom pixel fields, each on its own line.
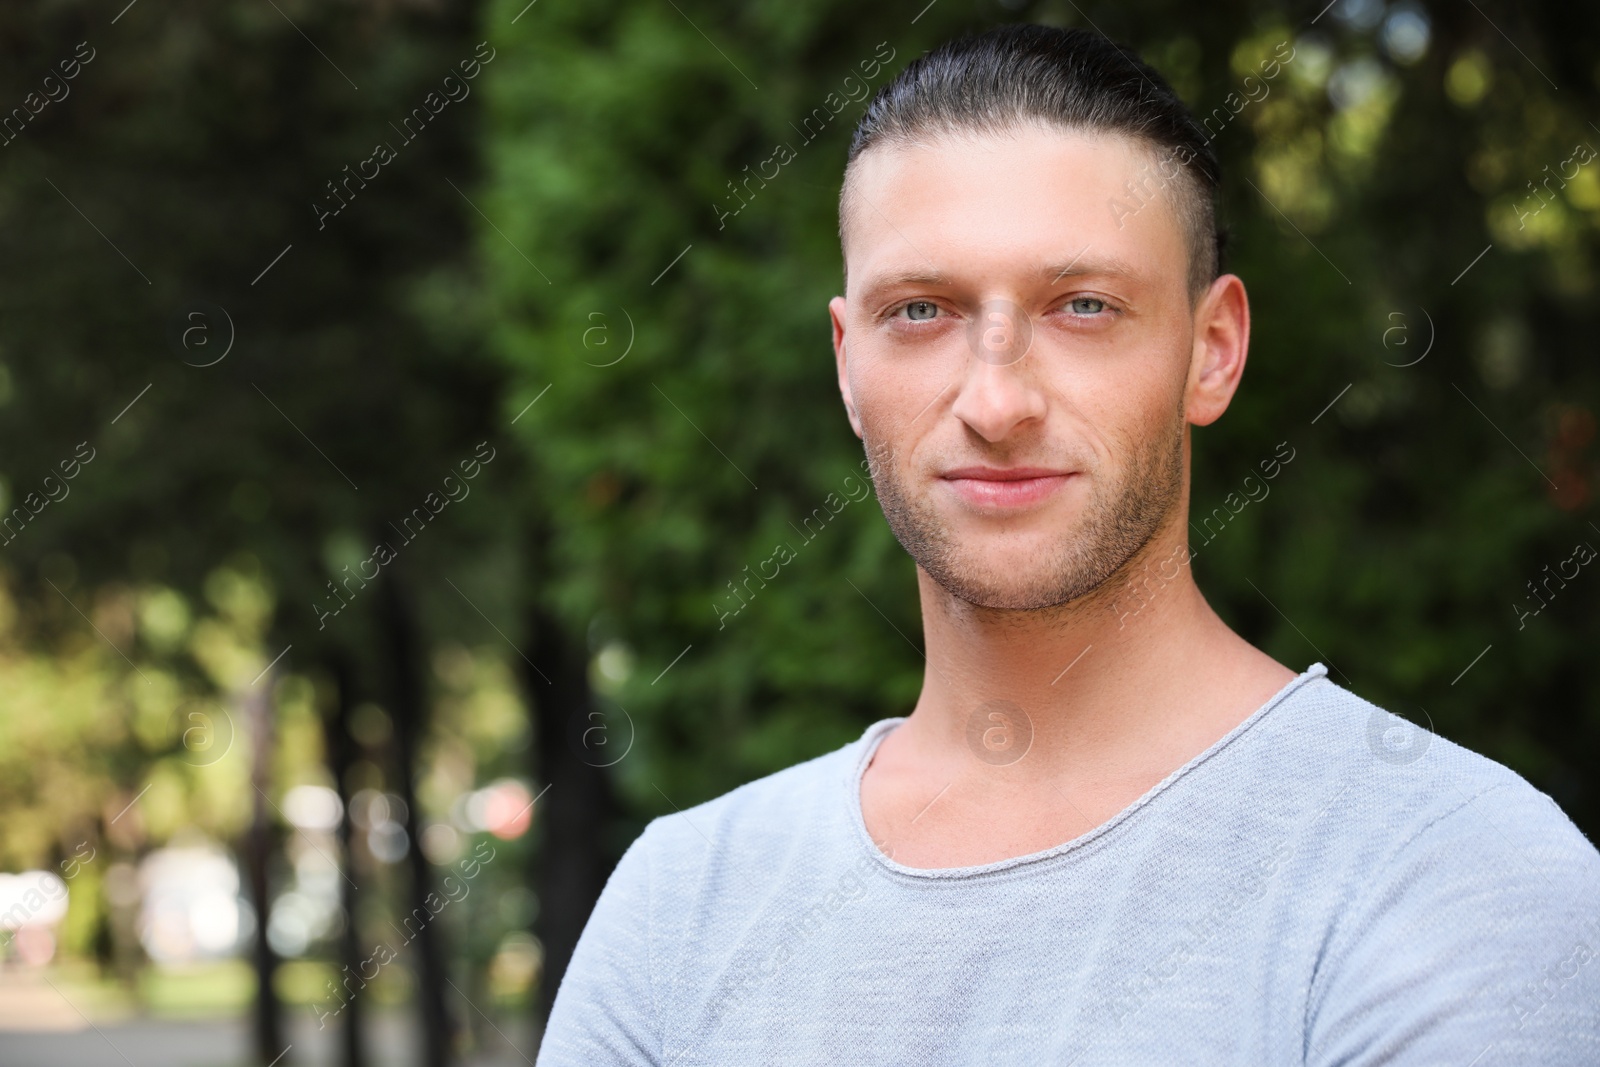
left=524, top=546, right=621, bottom=1028
left=242, top=671, right=286, bottom=1065
left=378, top=569, right=457, bottom=1067
left=326, top=652, right=368, bottom=1067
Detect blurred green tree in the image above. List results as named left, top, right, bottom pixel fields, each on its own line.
left=0, top=1, right=521, bottom=1063
left=0, top=0, right=1596, bottom=1057
left=473, top=0, right=1600, bottom=1021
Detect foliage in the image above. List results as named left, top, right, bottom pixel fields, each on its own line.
left=476, top=0, right=1600, bottom=834
left=1, top=0, right=1598, bottom=1051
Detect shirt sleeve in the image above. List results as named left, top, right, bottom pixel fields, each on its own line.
left=1306, top=781, right=1600, bottom=1066
left=535, top=820, right=660, bottom=1066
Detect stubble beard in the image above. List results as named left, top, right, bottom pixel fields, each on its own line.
left=863, top=412, right=1186, bottom=615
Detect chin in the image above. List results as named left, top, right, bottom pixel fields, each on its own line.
left=918, top=518, right=1141, bottom=612
left=947, top=579, right=1078, bottom=613
left=923, top=553, right=1078, bottom=612
left=874, top=450, right=1172, bottom=614
left=959, top=585, right=1066, bottom=612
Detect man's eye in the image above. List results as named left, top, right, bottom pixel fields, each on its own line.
left=1068, top=297, right=1107, bottom=315
left=902, top=301, right=940, bottom=321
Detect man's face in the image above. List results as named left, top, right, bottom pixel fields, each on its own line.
left=830, top=126, right=1214, bottom=612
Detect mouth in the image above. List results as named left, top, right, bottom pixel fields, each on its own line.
left=937, top=466, right=1076, bottom=510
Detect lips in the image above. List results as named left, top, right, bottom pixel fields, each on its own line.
left=938, top=466, right=1076, bottom=509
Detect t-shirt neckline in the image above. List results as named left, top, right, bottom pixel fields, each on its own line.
left=844, top=662, right=1330, bottom=880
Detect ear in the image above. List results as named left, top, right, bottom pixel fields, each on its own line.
left=1185, top=273, right=1250, bottom=427
left=829, top=295, right=864, bottom=439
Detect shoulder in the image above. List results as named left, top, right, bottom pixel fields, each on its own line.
left=1267, top=674, right=1600, bottom=1063
left=1250, top=668, right=1587, bottom=850
left=635, top=722, right=886, bottom=872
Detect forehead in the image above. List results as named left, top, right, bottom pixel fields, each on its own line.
left=842, top=126, right=1187, bottom=298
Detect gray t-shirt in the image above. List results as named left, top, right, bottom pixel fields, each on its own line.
left=536, top=664, right=1600, bottom=1065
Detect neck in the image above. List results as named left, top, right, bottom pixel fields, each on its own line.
left=905, top=520, right=1257, bottom=784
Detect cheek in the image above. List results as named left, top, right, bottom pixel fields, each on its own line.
left=1130, top=365, right=1189, bottom=453
left=849, top=338, right=956, bottom=434
left=1049, top=345, right=1185, bottom=470
left=852, top=384, right=912, bottom=471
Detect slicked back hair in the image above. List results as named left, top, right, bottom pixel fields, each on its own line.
left=840, top=24, right=1225, bottom=303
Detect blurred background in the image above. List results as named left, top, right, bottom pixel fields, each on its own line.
left=0, top=0, right=1596, bottom=1063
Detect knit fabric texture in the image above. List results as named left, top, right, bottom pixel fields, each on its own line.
left=536, top=664, right=1600, bottom=1065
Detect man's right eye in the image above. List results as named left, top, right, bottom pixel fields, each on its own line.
left=903, top=301, right=939, bottom=321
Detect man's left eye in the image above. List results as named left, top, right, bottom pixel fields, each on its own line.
left=1067, top=297, right=1107, bottom=315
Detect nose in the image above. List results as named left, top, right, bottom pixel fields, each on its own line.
left=949, top=308, right=1047, bottom=442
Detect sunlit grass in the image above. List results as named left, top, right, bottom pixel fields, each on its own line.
left=141, top=959, right=255, bottom=1018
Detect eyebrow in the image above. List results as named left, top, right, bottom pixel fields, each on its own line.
left=858, top=268, right=946, bottom=292
left=1041, top=254, right=1144, bottom=284
left=857, top=255, right=1146, bottom=300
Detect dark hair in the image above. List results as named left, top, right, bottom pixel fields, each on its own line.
left=841, top=24, right=1225, bottom=301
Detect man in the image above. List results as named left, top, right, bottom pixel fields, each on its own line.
left=536, top=24, right=1600, bottom=1065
